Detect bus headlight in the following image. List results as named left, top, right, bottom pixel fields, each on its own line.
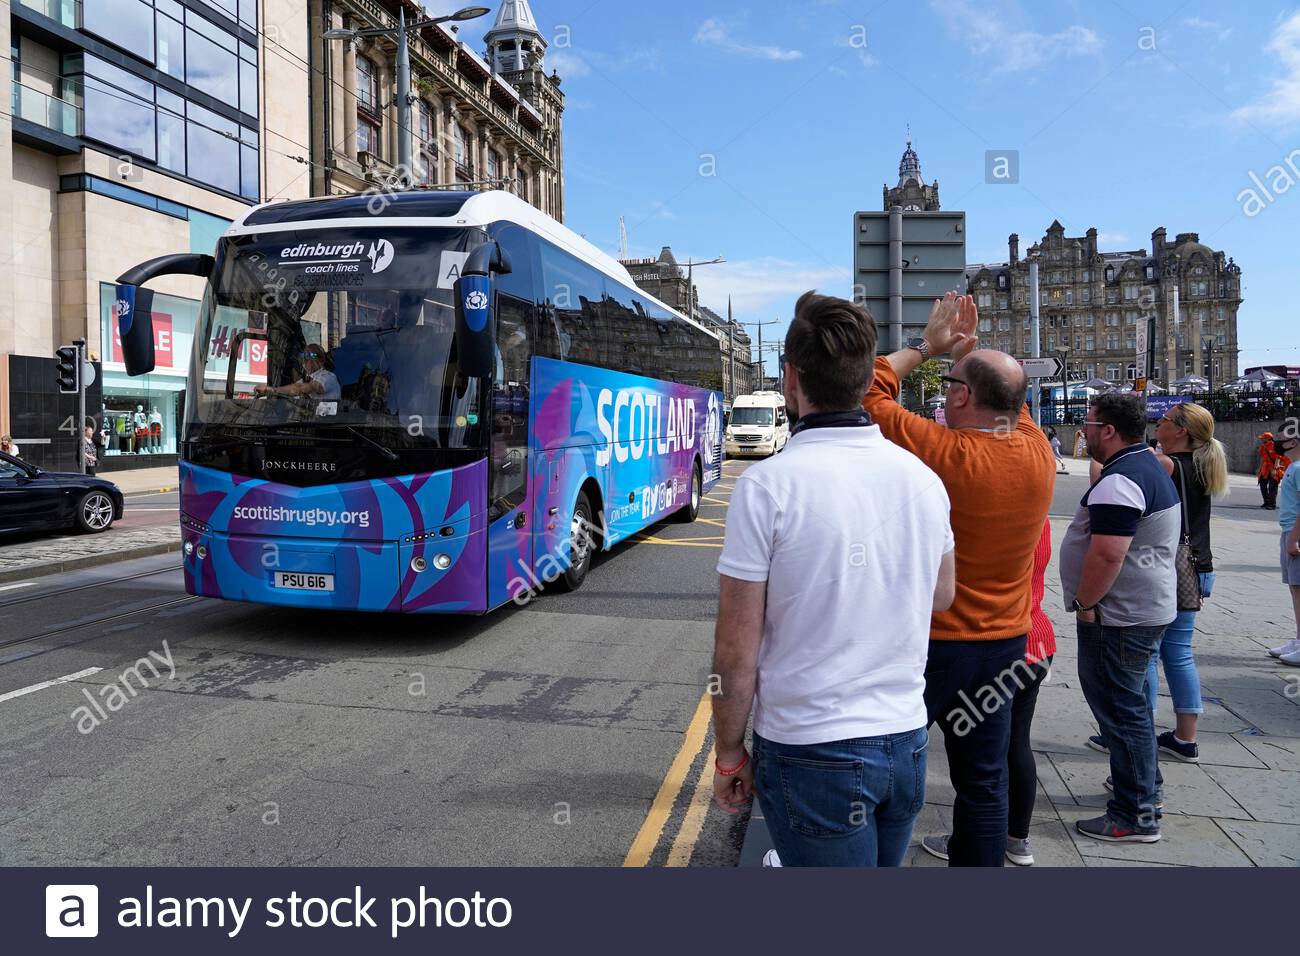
left=433, top=553, right=453, bottom=571
left=184, top=541, right=194, bottom=556
left=411, top=556, right=428, bottom=573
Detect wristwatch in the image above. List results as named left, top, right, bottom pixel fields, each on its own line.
left=1069, top=598, right=1096, bottom=613
left=906, top=336, right=931, bottom=359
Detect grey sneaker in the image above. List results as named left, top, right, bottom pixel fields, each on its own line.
left=920, top=834, right=950, bottom=861
left=1075, top=814, right=1160, bottom=843
left=1005, top=836, right=1034, bottom=866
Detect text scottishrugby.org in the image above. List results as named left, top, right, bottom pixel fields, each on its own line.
left=232, top=505, right=372, bottom=529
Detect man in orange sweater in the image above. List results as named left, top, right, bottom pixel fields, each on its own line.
left=863, top=292, right=1055, bottom=865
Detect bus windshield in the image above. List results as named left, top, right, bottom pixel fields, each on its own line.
left=730, top=407, right=774, bottom=426
left=189, top=226, right=489, bottom=456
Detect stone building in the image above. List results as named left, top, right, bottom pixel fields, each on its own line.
left=620, top=246, right=754, bottom=401
left=2, top=0, right=311, bottom=471
left=883, top=134, right=939, bottom=211
left=309, top=0, right=564, bottom=220
left=965, top=224, right=1242, bottom=385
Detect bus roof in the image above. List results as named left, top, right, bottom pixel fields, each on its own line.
left=228, top=190, right=718, bottom=341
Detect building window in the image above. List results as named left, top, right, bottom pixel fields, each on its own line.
left=1127, top=363, right=1137, bottom=380
left=1065, top=289, right=1074, bottom=305
left=1107, top=364, right=1121, bottom=381
left=454, top=124, right=472, bottom=180
left=998, top=317, right=1010, bottom=332
left=1046, top=334, right=1055, bottom=350
left=357, top=55, right=379, bottom=111
left=977, top=292, right=992, bottom=308
left=1126, top=333, right=1136, bottom=350
left=415, top=102, right=436, bottom=183
left=1108, top=334, right=1120, bottom=350
left=997, top=274, right=1007, bottom=289
left=488, top=148, right=501, bottom=183
left=1123, top=285, right=1138, bottom=300
left=1105, top=266, right=1115, bottom=282
left=358, top=117, right=380, bottom=156
left=1085, top=334, right=1095, bottom=350
left=1082, top=288, right=1091, bottom=303
left=1145, top=265, right=1155, bottom=279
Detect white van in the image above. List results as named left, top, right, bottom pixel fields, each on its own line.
left=725, top=392, right=789, bottom=458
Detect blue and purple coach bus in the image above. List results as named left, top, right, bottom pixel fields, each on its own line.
left=112, top=191, right=724, bottom=613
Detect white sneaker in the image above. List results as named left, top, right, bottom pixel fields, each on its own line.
left=1268, top=639, right=1300, bottom=658
left=1280, top=648, right=1300, bottom=667
left=762, top=848, right=783, bottom=867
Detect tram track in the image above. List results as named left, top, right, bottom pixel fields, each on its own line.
left=0, top=565, right=183, bottom=611
left=0, top=595, right=204, bottom=664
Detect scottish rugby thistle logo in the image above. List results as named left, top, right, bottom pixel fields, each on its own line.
left=465, top=290, right=488, bottom=311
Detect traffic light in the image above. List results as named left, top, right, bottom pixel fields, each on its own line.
left=55, top=345, right=80, bottom=394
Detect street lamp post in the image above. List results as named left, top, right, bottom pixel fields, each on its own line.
left=322, top=6, right=490, bottom=186
left=1203, top=336, right=1216, bottom=395
left=743, top=320, right=780, bottom=393
left=1057, top=346, right=1072, bottom=424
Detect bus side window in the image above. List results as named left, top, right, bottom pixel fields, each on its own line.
left=540, top=243, right=606, bottom=367
left=489, top=294, right=532, bottom=520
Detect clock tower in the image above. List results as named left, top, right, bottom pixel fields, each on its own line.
left=883, top=133, right=940, bottom=211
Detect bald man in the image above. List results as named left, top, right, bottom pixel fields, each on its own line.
left=862, top=292, right=1055, bottom=866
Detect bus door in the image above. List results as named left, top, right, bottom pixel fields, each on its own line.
left=486, top=293, right=534, bottom=606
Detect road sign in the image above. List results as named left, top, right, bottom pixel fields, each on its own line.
left=853, top=210, right=967, bottom=352
left=1018, top=356, right=1064, bottom=378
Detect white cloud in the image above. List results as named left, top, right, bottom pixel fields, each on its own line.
left=1182, top=17, right=1232, bottom=42
left=690, top=258, right=847, bottom=316
left=930, top=0, right=1102, bottom=74
left=694, top=18, right=803, bottom=62
left=548, top=50, right=591, bottom=78
left=1233, top=11, right=1300, bottom=128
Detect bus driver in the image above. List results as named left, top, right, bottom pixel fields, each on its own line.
left=255, top=344, right=341, bottom=401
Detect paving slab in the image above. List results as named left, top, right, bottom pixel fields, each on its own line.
left=1215, top=820, right=1300, bottom=867
left=1201, top=765, right=1300, bottom=825
left=1235, top=734, right=1300, bottom=771
left=1056, top=807, right=1255, bottom=867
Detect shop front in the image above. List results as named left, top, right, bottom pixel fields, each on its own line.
left=97, top=283, right=194, bottom=472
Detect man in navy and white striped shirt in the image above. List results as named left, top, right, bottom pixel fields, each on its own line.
left=1060, top=393, right=1180, bottom=844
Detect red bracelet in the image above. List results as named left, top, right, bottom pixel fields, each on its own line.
left=715, top=752, right=748, bottom=776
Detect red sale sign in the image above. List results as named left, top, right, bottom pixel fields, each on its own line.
left=111, top=312, right=173, bottom=368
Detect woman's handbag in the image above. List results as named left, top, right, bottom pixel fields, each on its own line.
left=1173, top=458, right=1203, bottom=612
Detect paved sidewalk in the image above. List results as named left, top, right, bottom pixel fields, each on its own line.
left=0, top=525, right=181, bottom=584
left=102, top=465, right=179, bottom=495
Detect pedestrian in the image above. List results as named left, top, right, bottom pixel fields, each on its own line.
left=1047, top=427, right=1068, bottom=473
left=1060, top=393, right=1181, bottom=844
left=1, top=434, right=19, bottom=458
left=1074, top=428, right=1088, bottom=459
left=922, top=517, right=1056, bottom=867
left=711, top=291, right=956, bottom=867
left=1258, top=432, right=1281, bottom=509
left=83, top=425, right=99, bottom=477
left=1270, top=438, right=1300, bottom=665
left=862, top=291, right=1056, bottom=866
left=1132, top=403, right=1228, bottom=762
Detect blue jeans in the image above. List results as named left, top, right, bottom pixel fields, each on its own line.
left=1077, top=619, right=1166, bottom=833
left=753, top=727, right=928, bottom=867
left=1146, top=573, right=1213, bottom=716
left=924, top=635, right=1027, bottom=866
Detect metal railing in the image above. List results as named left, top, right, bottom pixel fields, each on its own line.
left=11, top=81, right=82, bottom=137
left=17, top=0, right=80, bottom=28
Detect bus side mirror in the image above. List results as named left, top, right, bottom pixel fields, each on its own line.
left=114, top=254, right=214, bottom=377
left=453, top=242, right=512, bottom=379
left=113, top=283, right=156, bottom=376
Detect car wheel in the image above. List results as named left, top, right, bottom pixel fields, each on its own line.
left=676, top=461, right=702, bottom=522
left=76, top=491, right=115, bottom=533
left=556, top=491, right=597, bottom=592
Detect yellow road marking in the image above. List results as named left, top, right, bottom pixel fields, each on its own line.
left=667, top=742, right=717, bottom=866
left=632, top=535, right=724, bottom=548
left=624, top=692, right=713, bottom=867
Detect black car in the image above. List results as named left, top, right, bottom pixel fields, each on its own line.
left=0, top=451, right=124, bottom=535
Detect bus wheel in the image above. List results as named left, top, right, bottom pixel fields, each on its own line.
left=557, top=491, right=597, bottom=592
left=676, top=462, right=702, bottom=523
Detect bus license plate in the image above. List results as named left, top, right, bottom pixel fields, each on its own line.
left=274, top=572, right=334, bottom=592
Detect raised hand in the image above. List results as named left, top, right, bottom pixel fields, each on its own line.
left=922, top=291, right=964, bottom=356
left=952, top=294, right=979, bottom=363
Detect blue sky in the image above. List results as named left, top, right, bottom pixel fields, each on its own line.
left=447, top=0, right=1300, bottom=379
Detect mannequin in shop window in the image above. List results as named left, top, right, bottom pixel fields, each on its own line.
left=149, top=406, right=163, bottom=452
left=133, top=405, right=149, bottom=453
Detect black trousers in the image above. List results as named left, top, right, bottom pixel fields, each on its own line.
left=1007, top=656, right=1052, bottom=840
left=1260, top=477, right=1279, bottom=507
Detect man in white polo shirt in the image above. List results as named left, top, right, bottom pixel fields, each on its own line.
left=711, top=291, right=956, bottom=867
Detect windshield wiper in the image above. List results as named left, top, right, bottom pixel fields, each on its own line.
left=339, top=425, right=399, bottom=462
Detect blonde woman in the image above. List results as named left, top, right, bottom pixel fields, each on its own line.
left=1146, top=403, right=1228, bottom=761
